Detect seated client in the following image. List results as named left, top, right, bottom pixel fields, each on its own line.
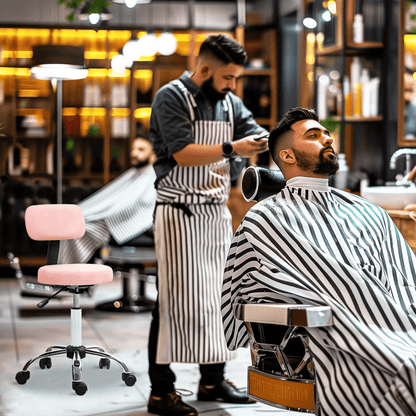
left=58, top=136, right=157, bottom=264
left=221, top=107, right=416, bottom=416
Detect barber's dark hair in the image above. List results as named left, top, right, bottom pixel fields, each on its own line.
left=269, top=107, right=320, bottom=162
left=199, top=34, right=247, bottom=66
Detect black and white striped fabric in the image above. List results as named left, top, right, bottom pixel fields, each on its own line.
left=58, top=165, right=157, bottom=264
left=155, top=79, right=237, bottom=364
left=155, top=203, right=236, bottom=363
left=222, top=176, right=416, bottom=416
left=156, top=80, right=233, bottom=205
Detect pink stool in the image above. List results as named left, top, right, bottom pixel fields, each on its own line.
left=15, top=204, right=136, bottom=395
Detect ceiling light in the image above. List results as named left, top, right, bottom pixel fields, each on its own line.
left=111, top=51, right=126, bottom=73
left=111, top=0, right=151, bottom=4
left=88, top=13, right=100, bottom=24
left=157, top=32, right=178, bottom=56
left=322, top=10, right=332, bottom=22
left=303, top=17, right=317, bottom=29
left=125, top=0, right=137, bottom=8
left=79, top=3, right=113, bottom=24
left=138, top=33, right=157, bottom=56
left=123, top=36, right=141, bottom=61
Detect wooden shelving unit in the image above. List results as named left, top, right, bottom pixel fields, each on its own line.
left=309, top=0, right=386, bottom=169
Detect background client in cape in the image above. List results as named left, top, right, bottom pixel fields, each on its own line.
left=58, top=136, right=156, bottom=265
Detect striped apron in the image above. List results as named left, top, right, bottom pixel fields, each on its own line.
left=155, top=80, right=237, bottom=364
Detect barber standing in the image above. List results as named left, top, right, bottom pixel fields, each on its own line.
left=148, top=34, right=268, bottom=416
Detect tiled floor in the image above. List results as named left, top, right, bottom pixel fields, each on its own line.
left=0, top=273, right=302, bottom=416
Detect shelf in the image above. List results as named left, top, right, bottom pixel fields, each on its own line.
left=243, top=69, right=273, bottom=76
left=333, top=115, right=383, bottom=122
left=316, top=42, right=383, bottom=56
left=16, top=134, right=51, bottom=140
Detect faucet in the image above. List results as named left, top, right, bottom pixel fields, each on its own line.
left=389, top=148, right=416, bottom=177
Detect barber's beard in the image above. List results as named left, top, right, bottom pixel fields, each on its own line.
left=292, top=147, right=339, bottom=175
left=131, top=159, right=150, bottom=168
left=201, top=77, right=230, bottom=102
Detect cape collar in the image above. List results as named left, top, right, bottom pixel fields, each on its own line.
left=286, top=176, right=330, bottom=192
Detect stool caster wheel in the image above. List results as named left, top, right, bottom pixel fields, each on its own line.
left=39, top=358, right=52, bottom=369
left=99, top=358, right=110, bottom=369
left=122, top=372, right=136, bottom=386
left=72, top=381, right=88, bottom=396
left=16, top=371, right=30, bottom=385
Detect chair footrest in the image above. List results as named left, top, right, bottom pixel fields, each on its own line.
left=247, top=366, right=315, bottom=412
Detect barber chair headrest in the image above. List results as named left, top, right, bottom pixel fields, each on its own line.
left=241, top=166, right=286, bottom=202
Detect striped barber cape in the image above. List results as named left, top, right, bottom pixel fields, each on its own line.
left=58, top=165, right=157, bottom=264
left=222, top=176, right=416, bottom=416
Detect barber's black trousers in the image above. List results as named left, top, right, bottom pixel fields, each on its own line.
left=148, top=298, right=226, bottom=396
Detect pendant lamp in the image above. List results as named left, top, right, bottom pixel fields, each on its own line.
left=112, top=0, right=151, bottom=6
left=111, top=50, right=126, bottom=73
left=123, top=35, right=141, bottom=62
left=156, top=1, right=177, bottom=56
left=79, top=3, right=113, bottom=24
left=31, top=45, right=88, bottom=204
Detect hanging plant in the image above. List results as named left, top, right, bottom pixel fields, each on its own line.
left=57, top=0, right=111, bottom=22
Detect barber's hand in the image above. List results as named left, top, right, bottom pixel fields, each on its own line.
left=232, top=133, right=269, bottom=157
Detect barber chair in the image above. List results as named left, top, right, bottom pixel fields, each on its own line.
left=96, top=229, right=157, bottom=313
left=238, top=166, right=334, bottom=413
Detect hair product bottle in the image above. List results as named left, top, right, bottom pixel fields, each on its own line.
left=343, top=76, right=353, bottom=117
left=353, top=0, right=364, bottom=43
left=351, top=57, right=362, bottom=116
left=361, top=68, right=371, bottom=118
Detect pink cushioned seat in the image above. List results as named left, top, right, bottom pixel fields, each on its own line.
left=25, top=204, right=85, bottom=241
left=38, top=264, right=113, bottom=286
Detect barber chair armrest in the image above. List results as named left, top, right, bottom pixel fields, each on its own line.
left=233, top=302, right=333, bottom=327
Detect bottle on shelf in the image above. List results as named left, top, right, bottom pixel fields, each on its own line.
left=343, top=75, right=353, bottom=117
left=361, top=68, right=371, bottom=118
left=369, top=77, right=380, bottom=117
left=350, top=57, right=362, bottom=116
left=317, top=74, right=330, bottom=121
left=333, top=153, right=349, bottom=190
left=353, top=0, right=364, bottom=44
left=353, top=14, right=364, bottom=44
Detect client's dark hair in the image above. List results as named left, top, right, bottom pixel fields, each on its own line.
left=199, top=34, right=247, bottom=66
left=269, top=107, right=320, bottom=164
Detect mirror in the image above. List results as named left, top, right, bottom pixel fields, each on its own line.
left=399, top=0, right=416, bottom=146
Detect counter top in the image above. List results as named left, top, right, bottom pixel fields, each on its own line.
left=386, top=210, right=413, bottom=219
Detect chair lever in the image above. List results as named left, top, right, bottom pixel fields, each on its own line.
left=37, top=286, right=69, bottom=308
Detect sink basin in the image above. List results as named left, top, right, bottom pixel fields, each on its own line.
left=361, top=186, right=416, bottom=210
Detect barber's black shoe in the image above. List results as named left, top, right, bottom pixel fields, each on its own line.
left=148, top=391, right=198, bottom=416
left=197, top=379, right=256, bottom=404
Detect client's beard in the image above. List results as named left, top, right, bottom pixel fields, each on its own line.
left=201, top=77, right=230, bottom=102
left=132, top=159, right=150, bottom=168
left=293, top=147, right=339, bottom=175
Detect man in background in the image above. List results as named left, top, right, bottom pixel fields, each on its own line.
left=58, top=136, right=156, bottom=264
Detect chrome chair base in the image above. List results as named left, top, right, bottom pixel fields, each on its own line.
left=15, top=344, right=136, bottom=395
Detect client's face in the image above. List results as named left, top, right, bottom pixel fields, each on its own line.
left=130, top=138, right=154, bottom=167
left=291, top=119, right=339, bottom=176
